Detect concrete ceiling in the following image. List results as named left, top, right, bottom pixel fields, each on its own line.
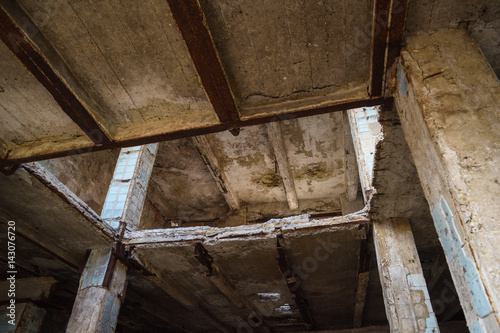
left=0, top=0, right=495, bottom=331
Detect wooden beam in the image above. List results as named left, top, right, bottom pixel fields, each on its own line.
left=369, top=0, right=409, bottom=97
left=192, top=135, right=240, bottom=210
left=0, top=4, right=111, bottom=146
left=166, top=0, right=240, bottom=124
left=266, top=122, right=298, bottom=210
left=0, top=97, right=385, bottom=166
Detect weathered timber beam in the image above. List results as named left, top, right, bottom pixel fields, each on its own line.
left=192, top=135, right=240, bottom=210
left=266, top=122, right=299, bottom=210
left=166, top=0, right=240, bottom=125
left=0, top=97, right=385, bottom=166
left=276, top=234, right=314, bottom=329
left=0, top=3, right=111, bottom=145
left=353, top=225, right=371, bottom=328
left=369, top=0, right=408, bottom=97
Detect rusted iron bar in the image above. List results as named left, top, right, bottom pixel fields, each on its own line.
left=166, top=0, right=240, bottom=125
left=0, top=97, right=385, bottom=166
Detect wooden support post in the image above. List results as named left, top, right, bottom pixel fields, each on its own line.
left=373, top=219, right=439, bottom=333
left=394, top=28, right=500, bottom=332
left=266, top=122, right=299, bottom=210
left=192, top=136, right=240, bottom=210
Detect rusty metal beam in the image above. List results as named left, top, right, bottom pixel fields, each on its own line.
left=0, top=5, right=111, bottom=146
left=166, top=0, right=240, bottom=124
left=0, top=97, right=385, bottom=166
left=369, top=0, right=409, bottom=97
left=387, top=0, right=410, bottom=69
left=276, top=234, right=314, bottom=330
left=369, top=0, right=391, bottom=97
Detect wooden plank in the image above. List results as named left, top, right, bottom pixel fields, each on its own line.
left=166, top=0, right=240, bottom=124
left=0, top=97, right=385, bottom=166
left=266, top=122, right=298, bottom=210
left=0, top=5, right=111, bottom=146
left=192, top=135, right=240, bottom=210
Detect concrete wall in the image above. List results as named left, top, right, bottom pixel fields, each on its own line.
left=40, top=149, right=119, bottom=213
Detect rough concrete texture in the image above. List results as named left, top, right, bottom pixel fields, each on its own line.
left=0, top=41, right=92, bottom=160
left=369, top=105, right=442, bottom=267
left=198, top=0, right=372, bottom=116
left=40, top=149, right=119, bottom=214
left=395, top=28, right=500, bottom=329
left=125, top=214, right=375, bottom=331
left=140, top=113, right=349, bottom=228
left=17, top=0, right=218, bottom=141
left=405, top=0, right=500, bottom=78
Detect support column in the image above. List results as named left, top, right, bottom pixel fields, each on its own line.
left=394, top=28, right=500, bottom=331
left=67, top=144, right=158, bottom=332
left=374, top=219, right=439, bottom=333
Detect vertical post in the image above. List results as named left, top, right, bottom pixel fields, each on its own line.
left=373, top=219, right=439, bottom=333
left=394, top=28, right=500, bottom=332
left=67, top=144, right=158, bottom=332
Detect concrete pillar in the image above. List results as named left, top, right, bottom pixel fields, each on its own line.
left=66, top=248, right=127, bottom=333
left=101, top=144, right=158, bottom=231
left=373, top=219, right=439, bottom=333
left=394, top=28, right=500, bottom=332
left=67, top=144, right=158, bottom=332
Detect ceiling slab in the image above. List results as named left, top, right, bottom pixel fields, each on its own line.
left=0, top=41, right=92, bottom=160
left=0, top=163, right=114, bottom=267
left=199, top=0, right=373, bottom=117
left=125, top=215, right=369, bottom=331
left=16, top=0, right=219, bottom=142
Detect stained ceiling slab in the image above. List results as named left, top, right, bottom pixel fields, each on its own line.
left=124, top=215, right=371, bottom=331
left=198, top=0, right=374, bottom=116
left=140, top=112, right=350, bottom=228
